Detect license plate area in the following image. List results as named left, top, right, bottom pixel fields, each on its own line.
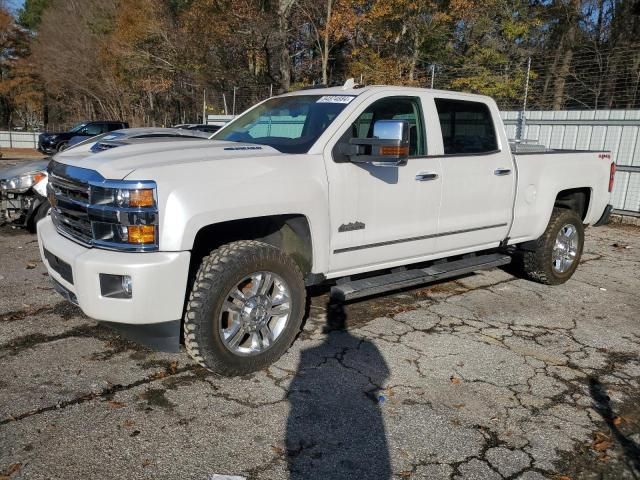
left=44, top=248, right=74, bottom=285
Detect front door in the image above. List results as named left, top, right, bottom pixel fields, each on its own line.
left=324, top=94, right=443, bottom=277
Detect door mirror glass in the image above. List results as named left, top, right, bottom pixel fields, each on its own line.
left=348, top=119, right=410, bottom=167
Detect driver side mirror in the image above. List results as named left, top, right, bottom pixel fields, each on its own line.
left=348, top=120, right=410, bottom=167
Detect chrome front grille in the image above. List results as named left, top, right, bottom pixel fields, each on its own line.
left=47, top=161, right=159, bottom=252
left=49, top=172, right=93, bottom=246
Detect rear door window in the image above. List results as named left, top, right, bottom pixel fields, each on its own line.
left=434, top=99, right=498, bottom=154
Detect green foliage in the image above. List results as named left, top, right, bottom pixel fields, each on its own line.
left=2, top=0, right=637, bottom=128
left=17, top=0, right=49, bottom=30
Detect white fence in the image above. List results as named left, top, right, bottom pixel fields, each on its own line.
left=502, top=110, right=640, bottom=215
left=0, top=130, right=40, bottom=149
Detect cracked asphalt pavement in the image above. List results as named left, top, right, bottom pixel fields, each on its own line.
left=1, top=223, right=639, bottom=479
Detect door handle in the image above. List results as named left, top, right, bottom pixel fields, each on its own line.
left=415, top=172, right=439, bottom=181
left=494, top=168, right=512, bottom=176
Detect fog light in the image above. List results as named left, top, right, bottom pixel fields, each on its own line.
left=121, top=275, right=132, bottom=295
left=100, top=274, right=133, bottom=299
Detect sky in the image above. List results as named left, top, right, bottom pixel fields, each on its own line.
left=6, top=0, right=24, bottom=14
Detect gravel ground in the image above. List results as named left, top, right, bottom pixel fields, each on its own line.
left=0, top=223, right=639, bottom=480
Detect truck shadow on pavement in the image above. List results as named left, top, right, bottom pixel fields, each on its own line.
left=286, top=299, right=392, bottom=479
left=589, top=377, right=640, bottom=475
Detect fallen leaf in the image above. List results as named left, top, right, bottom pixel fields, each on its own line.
left=270, top=445, right=285, bottom=455
left=168, top=360, right=178, bottom=374
left=398, top=471, right=412, bottom=478
left=26, top=263, right=36, bottom=269
left=142, top=459, right=152, bottom=467
left=613, top=416, right=623, bottom=426
left=592, top=432, right=612, bottom=452
left=450, top=376, right=461, bottom=385
left=557, top=476, right=572, bottom=480
left=123, top=419, right=135, bottom=427
left=2, top=464, right=22, bottom=477
left=598, top=454, right=610, bottom=462
left=452, top=403, right=466, bottom=409
left=107, top=400, right=126, bottom=409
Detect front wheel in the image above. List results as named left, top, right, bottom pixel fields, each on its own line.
left=27, top=200, right=51, bottom=233
left=184, top=240, right=306, bottom=376
left=521, top=207, right=584, bottom=285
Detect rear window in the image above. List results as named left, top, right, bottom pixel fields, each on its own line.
left=434, top=99, right=498, bottom=154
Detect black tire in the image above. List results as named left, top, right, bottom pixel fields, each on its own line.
left=57, top=142, right=68, bottom=152
left=184, top=240, right=305, bottom=376
left=521, top=207, right=584, bottom=285
left=27, top=200, right=51, bottom=233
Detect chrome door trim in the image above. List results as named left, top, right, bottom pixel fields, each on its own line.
left=333, top=223, right=508, bottom=254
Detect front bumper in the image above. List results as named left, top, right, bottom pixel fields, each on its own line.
left=38, top=216, right=191, bottom=328
left=37, top=139, right=58, bottom=154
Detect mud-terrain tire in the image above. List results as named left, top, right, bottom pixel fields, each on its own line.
left=522, top=207, right=584, bottom=285
left=184, top=240, right=305, bottom=376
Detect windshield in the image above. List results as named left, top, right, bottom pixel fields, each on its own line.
left=211, top=95, right=354, bottom=154
left=69, top=122, right=87, bottom=133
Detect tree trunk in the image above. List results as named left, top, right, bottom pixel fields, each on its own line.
left=321, top=0, right=332, bottom=85
left=552, top=0, right=581, bottom=110
left=276, top=0, right=297, bottom=93
left=408, top=32, right=420, bottom=82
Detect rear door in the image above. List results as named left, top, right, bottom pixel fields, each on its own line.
left=432, top=97, right=515, bottom=253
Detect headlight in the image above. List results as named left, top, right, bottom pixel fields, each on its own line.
left=48, top=135, right=58, bottom=142
left=0, top=171, right=46, bottom=193
left=87, top=182, right=158, bottom=250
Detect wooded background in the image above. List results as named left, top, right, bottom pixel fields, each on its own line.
left=1, top=0, right=639, bottom=129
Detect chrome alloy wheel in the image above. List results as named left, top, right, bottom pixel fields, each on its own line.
left=219, top=271, right=291, bottom=356
left=552, top=223, right=579, bottom=273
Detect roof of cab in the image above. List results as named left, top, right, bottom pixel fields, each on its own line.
left=282, top=84, right=494, bottom=102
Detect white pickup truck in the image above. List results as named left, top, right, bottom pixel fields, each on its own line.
left=38, top=84, right=615, bottom=375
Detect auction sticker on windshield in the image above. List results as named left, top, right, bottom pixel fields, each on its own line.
left=316, top=96, right=354, bottom=104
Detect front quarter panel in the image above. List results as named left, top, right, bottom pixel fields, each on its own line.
left=131, top=154, right=330, bottom=273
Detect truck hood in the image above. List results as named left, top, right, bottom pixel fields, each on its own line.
left=53, top=140, right=283, bottom=180
left=0, top=159, right=50, bottom=180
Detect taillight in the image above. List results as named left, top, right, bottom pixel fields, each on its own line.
left=609, top=162, right=616, bottom=192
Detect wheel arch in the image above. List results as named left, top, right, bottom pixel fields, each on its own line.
left=554, top=187, right=592, bottom=221
left=189, top=214, right=314, bottom=279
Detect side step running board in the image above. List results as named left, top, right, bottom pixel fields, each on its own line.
left=330, top=253, right=511, bottom=302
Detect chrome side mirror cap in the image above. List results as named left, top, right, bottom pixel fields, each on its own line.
left=348, top=120, right=410, bottom=167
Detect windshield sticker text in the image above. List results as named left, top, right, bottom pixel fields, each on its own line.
left=316, top=96, right=354, bottom=104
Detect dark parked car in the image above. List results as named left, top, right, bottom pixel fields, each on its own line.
left=37, top=120, right=129, bottom=154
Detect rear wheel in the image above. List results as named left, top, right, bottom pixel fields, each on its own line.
left=521, top=208, right=584, bottom=285
left=184, top=240, right=305, bottom=376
